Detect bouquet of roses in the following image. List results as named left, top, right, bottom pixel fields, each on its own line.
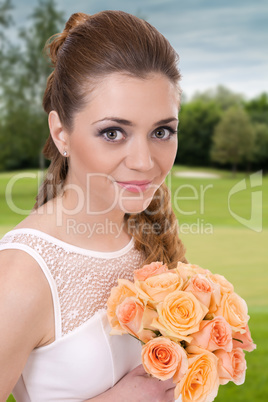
left=107, top=261, right=256, bottom=402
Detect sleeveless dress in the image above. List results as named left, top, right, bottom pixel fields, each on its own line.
left=0, top=228, right=146, bottom=401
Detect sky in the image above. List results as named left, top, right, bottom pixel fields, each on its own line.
left=7, top=0, right=268, bottom=100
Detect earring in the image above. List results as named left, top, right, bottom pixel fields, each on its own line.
left=63, top=151, right=68, bottom=157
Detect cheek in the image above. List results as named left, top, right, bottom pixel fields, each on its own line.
left=156, top=141, right=177, bottom=174
left=70, top=138, right=116, bottom=175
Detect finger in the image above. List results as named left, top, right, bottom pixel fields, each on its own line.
left=163, top=377, right=176, bottom=389
left=165, top=387, right=176, bottom=402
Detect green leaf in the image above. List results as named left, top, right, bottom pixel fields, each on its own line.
left=233, top=338, right=243, bottom=344
left=128, top=333, right=145, bottom=345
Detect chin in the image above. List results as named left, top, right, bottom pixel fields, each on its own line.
left=119, top=197, right=153, bottom=215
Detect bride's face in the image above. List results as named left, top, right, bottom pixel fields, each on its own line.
left=63, top=72, right=179, bottom=215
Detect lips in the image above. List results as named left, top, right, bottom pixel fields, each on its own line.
left=116, top=180, right=152, bottom=193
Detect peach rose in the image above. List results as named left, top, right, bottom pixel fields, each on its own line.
left=107, top=279, right=138, bottom=333
left=184, top=274, right=214, bottom=309
left=116, top=296, right=144, bottom=337
left=135, top=272, right=184, bottom=306
left=214, top=348, right=247, bottom=385
left=214, top=292, right=249, bottom=333
left=190, top=316, right=233, bottom=352
left=134, top=261, right=168, bottom=281
left=139, top=306, right=159, bottom=343
left=115, top=299, right=158, bottom=342
left=207, top=272, right=234, bottom=295
left=176, top=262, right=209, bottom=281
left=153, top=290, right=208, bottom=341
left=232, top=348, right=247, bottom=385
left=232, top=324, right=256, bottom=352
left=175, top=345, right=219, bottom=402
left=142, top=337, right=188, bottom=382
left=207, top=280, right=221, bottom=315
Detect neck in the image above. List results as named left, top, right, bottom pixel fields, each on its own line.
left=51, top=191, right=132, bottom=252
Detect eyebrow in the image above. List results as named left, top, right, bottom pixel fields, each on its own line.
left=92, top=117, right=178, bottom=126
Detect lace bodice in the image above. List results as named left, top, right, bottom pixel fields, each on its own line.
left=0, top=229, right=145, bottom=337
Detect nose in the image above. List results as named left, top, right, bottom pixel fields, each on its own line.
left=125, top=136, right=154, bottom=172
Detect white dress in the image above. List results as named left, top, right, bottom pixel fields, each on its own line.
left=0, top=229, right=145, bottom=401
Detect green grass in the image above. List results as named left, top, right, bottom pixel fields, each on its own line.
left=0, top=170, right=41, bottom=227
left=1, top=167, right=267, bottom=401
left=169, top=167, right=268, bottom=228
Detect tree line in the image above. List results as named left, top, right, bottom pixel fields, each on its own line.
left=1, top=0, right=268, bottom=174
left=177, top=88, right=268, bottom=174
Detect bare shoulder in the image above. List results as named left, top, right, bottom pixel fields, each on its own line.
left=0, top=248, right=53, bottom=347
left=0, top=248, right=54, bottom=398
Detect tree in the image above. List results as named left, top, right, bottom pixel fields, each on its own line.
left=244, top=93, right=268, bottom=125
left=0, top=0, right=15, bottom=170
left=252, top=123, right=268, bottom=171
left=176, top=86, right=247, bottom=167
left=192, top=85, right=244, bottom=110
left=210, top=106, right=255, bottom=176
left=244, top=93, right=268, bottom=171
left=176, top=100, right=221, bottom=166
left=18, top=0, right=65, bottom=169
left=0, top=0, right=13, bottom=114
left=0, top=0, right=13, bottom=51
left=0, top=0, right=64, bottom=171
left=19, top=0, right=65, bottom=108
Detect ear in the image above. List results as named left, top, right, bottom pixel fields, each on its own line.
left=48, top=111, right=69, bottom=155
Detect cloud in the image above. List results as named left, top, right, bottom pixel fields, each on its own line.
left=7, top=0, right=268, bottom=99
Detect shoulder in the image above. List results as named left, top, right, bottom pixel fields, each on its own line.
left=0, top=246, right=48, bottom=285
left=0, top=248, right=53, bottom=347
left=0, top=247, right=52, bottom=310
left=0, top=249, right=53, bottom=397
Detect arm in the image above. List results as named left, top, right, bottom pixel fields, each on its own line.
left=0, top=249, right=53, bottom=401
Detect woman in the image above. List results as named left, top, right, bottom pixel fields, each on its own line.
left=0, top=10, right=187, bottom=401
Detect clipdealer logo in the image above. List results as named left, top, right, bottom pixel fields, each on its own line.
left=4, top=170, right=263, bottom=233
left=228, top=170, right=263, bottom=232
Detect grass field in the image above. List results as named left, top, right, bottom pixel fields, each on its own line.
left=1, top=166, right=267, bottom=402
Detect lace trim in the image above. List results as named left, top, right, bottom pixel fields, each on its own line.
left=0, top=230, right=145, bottom=336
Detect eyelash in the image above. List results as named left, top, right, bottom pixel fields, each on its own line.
left=97, top=126, right=177, bottom=142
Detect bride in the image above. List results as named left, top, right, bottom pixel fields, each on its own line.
left=0, top=10, right=186, bottom=401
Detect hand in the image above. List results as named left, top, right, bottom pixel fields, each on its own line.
left=109, top=364, right=176, bottom=402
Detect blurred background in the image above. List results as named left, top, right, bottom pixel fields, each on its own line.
left=0, top=0, right=267, bottom=401
left=0, top=0, right=268, bottom=172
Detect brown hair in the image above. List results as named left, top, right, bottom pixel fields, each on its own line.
left=36, top=10, right=187, bottom=267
